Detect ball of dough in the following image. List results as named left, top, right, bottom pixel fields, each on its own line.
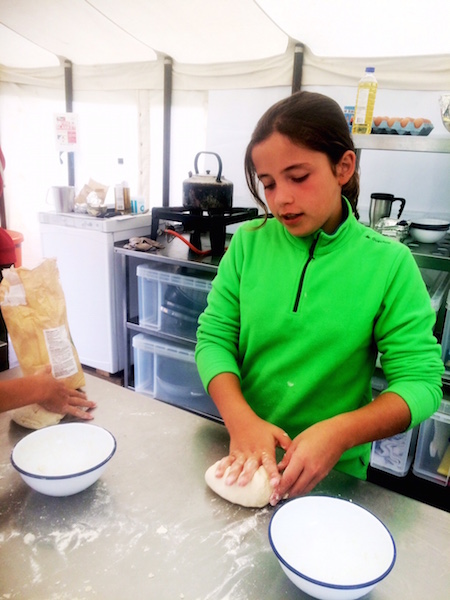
left=205, top=461, right=273, bottom=508
left=11, top=404, right=63, bottom=429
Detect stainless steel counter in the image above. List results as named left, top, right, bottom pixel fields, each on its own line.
left=1, top=369, right=449, bottom=599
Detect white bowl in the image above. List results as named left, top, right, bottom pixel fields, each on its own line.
left=409, top=219, right=449, bottom=244
left=11, top=423, right=116, bottom=497
left=269, top=496, right=396, bottom=600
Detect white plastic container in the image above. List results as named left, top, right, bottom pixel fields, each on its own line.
left=419, top=269, right=449, bottom=314
left=352, top=67, right=378, bottom=135
left=413, top=399, right=450, bottom=486
left=441, top=289, right=450, bottom=374
left=136, top=263, right=214, bottom=342
left=370, top=428, right=418, bottom=477
left=132, top=333, right=221, bottom=419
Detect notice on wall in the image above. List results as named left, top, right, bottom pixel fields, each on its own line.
left=55, top=113, right=78, bottom=151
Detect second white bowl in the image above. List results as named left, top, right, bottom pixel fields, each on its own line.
left=11, top=423, right=116, bottom=497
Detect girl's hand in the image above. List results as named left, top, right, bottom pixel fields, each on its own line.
left=270, top=418, right=347, bottom=505
left=214, top=415, right=291, bottom=490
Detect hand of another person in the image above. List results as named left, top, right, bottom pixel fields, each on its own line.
left=214, top=414, right=291, bottom=490
left=35, top=366, right=96, bottom=420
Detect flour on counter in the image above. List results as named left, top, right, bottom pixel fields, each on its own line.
left=156, top=525, right=168, bottom=535
left=218, top=513, right=265, bottom=557
left=49, top=524, right=100, bottom=553
left=30, top=555, right=42, bottom=584
left=23, top=532, right=36, bottom=545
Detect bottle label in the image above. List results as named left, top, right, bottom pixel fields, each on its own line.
left=115, top=186, right=125, bottom=211
left=354, top=89, right=370, bottom=124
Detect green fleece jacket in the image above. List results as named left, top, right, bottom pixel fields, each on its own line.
left=195, top=199, right=443, bottom=478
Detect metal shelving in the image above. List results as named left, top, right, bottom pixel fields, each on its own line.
left=407, top=235, right=450, bottom=272
left=354, top=134, right=450, bottom=389
left=353, top=134, right=450, bottom=154
left=354, top=133, right=450, bottom=275
left=115, top=235, right=221, bottom=390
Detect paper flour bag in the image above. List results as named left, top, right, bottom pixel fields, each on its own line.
left=0, top=258, right=85, bottom=390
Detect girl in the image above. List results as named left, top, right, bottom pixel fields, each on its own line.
left=195, top=91, right=443, bottom=506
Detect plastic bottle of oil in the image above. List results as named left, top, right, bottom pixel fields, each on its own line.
left=114, top=158, right=131, bottom=214
left=352, top=67, right=378, bottom=135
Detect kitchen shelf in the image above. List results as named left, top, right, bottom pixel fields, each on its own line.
left=355, top=134, right=450, bottom=272
left=406, top=234, right=450, bottom=272
left=115, top=236, right=221, bottom=274
left=353, top=134, right=450, bottom=154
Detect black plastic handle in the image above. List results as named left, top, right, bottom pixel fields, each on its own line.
left=194, top=152, right=223, bottom=183
left=393, top=197, right=406, bottom=219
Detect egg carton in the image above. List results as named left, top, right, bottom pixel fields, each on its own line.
left=372, top=119, right=434, bottom=136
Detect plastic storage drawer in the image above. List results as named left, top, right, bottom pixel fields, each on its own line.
left=420, top=268, right=449, bottom=314
left=132, top=333, right=221, bottom=419
left=441, top=290, right=450, bottom=376
left=370, top=427, right=418, bottom=477
left=412, top=399, right=450, bottom=486
left=137, top=263, right=214, bottom=342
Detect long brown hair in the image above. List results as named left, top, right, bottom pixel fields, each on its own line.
left=244, top=91, right=360, bottom=221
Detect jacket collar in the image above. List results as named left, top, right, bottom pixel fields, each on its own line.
left=283, top=196, right=358, bottom=255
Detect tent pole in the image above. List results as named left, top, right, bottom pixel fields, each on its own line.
left=64, top=59, right=75, bottom=187
left=162, top=56, right=173, bottom=207
left=292, top=43, right=304, bottom=93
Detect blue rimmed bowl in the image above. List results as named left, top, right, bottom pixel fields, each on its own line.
left=11, top=423, right=116, bottom=497
left=269, top=495, right=396, bottom=600
left=409, top=219, right=449, bottom=244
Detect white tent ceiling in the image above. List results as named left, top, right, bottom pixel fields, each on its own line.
left=0, top=0, right=449, bottom=271
left=0, top=0, right=449, bottom=69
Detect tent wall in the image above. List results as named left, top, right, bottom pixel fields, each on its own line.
left=1, top=46, right=450, bottom=92
left=0, top=46, right=449, bottom=268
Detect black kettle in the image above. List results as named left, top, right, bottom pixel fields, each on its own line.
left=183, top=152, right=233, bottom=211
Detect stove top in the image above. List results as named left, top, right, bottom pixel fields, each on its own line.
left=150, top=206, right=258, bottom=256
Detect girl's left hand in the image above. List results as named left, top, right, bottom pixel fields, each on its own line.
left=269, top=418, right=347, bottom=505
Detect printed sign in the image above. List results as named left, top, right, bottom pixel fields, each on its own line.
left=55, top=113, right=78, bottom=151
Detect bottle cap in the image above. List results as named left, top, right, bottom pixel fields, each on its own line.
left=365, top=67, right=375, bottom=73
